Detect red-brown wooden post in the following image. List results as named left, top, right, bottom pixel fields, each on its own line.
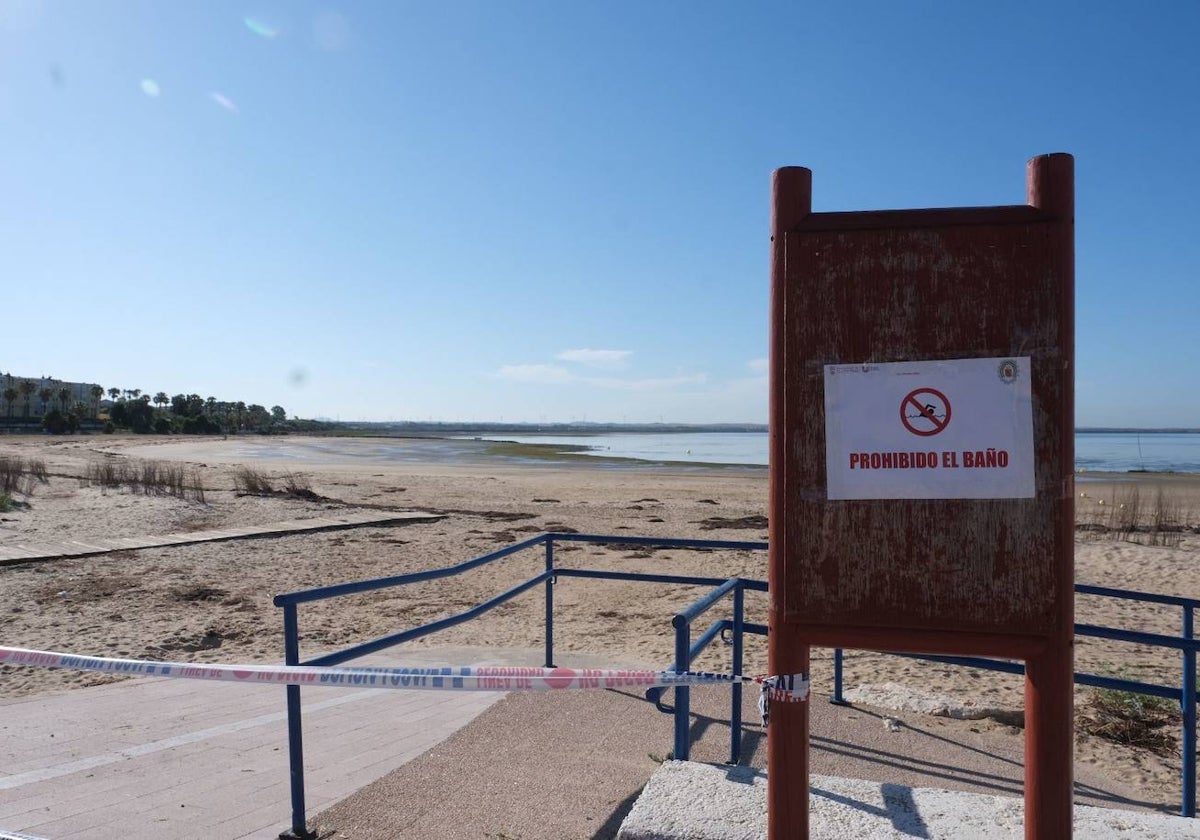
left=1023, top=153, right=1076, bottom=840
left=767, top=154, right=1075, bottom=840
left=768, top=166, right=813, bottom=840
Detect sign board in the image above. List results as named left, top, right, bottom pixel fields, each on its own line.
left=824, top=356, right=1034, bottom=500
left=767, top=156, right=1076, bottom=840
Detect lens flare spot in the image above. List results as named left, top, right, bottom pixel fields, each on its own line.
left=312, top=10, right=350, bottom=51
left=244, top=17, right=278, bottom=39
left=209, top=92, right=238, bottom=113
left=140, top=79, right=161, bottom=98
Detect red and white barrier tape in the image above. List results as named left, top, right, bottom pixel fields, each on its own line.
left=0, top=646, right=809, bottom=703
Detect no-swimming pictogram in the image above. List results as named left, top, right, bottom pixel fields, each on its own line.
left=900, top=388, right=951, bottom=436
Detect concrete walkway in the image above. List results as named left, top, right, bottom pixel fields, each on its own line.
left=0, top=647, right=512, bottom=840
left=0, top=510, right=442, bottom=565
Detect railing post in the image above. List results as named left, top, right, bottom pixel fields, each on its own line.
left=544, top=538, right=555, bottom=668
left=280, top=604, right=315, bottom=840
left=832, top=648, right=847, bottom=705
left=674, top=617, right=691, bottom=761
left=1184, top=606, right=1196, bottom=818
left=730, top=583, right=745, bottom=764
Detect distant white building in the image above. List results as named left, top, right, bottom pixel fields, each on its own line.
left=0, top=372, right=104, bottom=417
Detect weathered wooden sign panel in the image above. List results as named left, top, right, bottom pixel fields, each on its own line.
left=771, top=168, right=1073, bottom=639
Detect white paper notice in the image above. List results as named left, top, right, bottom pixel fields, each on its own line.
left=823, top=357, right=1035, bottom=500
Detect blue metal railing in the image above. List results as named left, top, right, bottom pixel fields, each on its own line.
left=828, top=582, right=1199, bottom=818
left=272, top=533, right=1199, bottom=837
left=643, top=577, right=768, bottom=765
left=271, top=532, right=766, bottom=839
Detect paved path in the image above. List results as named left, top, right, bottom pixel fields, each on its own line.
left=312, top=682, right=1172, bottom=839
left=0, top=647, right=514, bottom=840
left=0, top=510, right=442, bottom=566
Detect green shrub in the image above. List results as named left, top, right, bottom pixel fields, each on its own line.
left=182, top=415, right=221, bottom=435
left=42, top=408, right=69, bottom=434
left=1078, top=685, right=1180, bottom=756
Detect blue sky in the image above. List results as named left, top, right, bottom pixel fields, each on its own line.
left=2, top=1, right=1197, bottom=425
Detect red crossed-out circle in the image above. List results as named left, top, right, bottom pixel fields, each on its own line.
left=900, top=388, right=951, bottom=436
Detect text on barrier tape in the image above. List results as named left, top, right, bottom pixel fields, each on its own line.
left=0, top=646, right=809, bottom=701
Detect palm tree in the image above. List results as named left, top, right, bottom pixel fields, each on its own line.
left=130, top=389, right=141, bottom=402
left=108, top=387, right=121, bottom=402
left=19, top=380, right=36, bottom=418
left=58, top=386, right=72, bottom=412
left=38, top=387, right=53, bottom=417
left=154, top=392, right=169, bottom=410
left=206, top=396, right=217, bottom=416
left=2, top=386, right=17, bottom=420
left=91, top=385, right=104, bottom=418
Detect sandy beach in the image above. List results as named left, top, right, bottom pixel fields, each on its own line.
left=2, top=433, right=1198, bottom=815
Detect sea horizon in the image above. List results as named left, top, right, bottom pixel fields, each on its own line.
left=454, top=429, right=1200, bottom=474
left=335, top=420, right=1200, bottom=435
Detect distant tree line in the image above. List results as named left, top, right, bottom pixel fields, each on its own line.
left=1, top=374, right=330, bottom=436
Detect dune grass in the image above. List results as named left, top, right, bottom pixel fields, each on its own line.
left=233, top=466, right=320, bottom=500
left=0, top=455, right=48, bottom=497
left=82, top=458, right=205, bottom=502
left=1076, top=486, right=1193, bottom=547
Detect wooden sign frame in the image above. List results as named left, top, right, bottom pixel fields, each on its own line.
left=767, top=154, right=1075, bottom=839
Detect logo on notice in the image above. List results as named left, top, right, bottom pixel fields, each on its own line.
left=900, top=388, right=951, bottom=436
left=997, top=359, right=1020, bottom=384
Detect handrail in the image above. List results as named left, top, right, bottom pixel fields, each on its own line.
left=274, top=532, right=1200, bottom=838
left=1077, top=582, right=1200, bottom=610
left=552, top=532, right=768, bottom=552
left=665, top=581, right=767, bottom=765
left=306, top=572, right=552, bottom=667
left=1076, top=622, right=1198, bottom=652
left=556, top=568, right=732, bottom=588
left=273, top=531, right=767, bottom=839
left=674, top=577, right=741, bottom=628
left=867, top=651, right=1186, bottom=701
left=273, top=533, right=549, bottom=607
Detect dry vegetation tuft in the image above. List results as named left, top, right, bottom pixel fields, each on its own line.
left=1076, top=486, right=1193, bottom=547
left=82, top=458, right=205, bottom=502
left=1077, top=684, right=1182, bottom=756
left=233, top=465, right=274, bottom=495
left=0, top=455, right=49, bottom=497
left=233, top=466, right=321, bottom=501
